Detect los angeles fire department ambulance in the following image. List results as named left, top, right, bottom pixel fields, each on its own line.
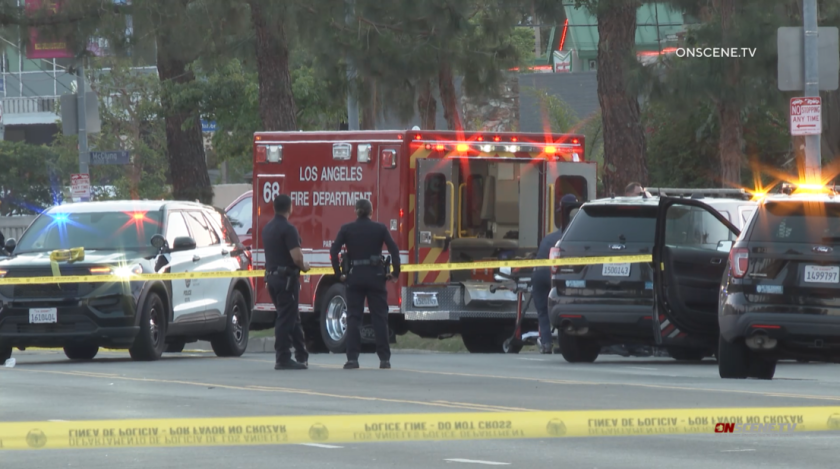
left=249, top=130, right=594, bottom=353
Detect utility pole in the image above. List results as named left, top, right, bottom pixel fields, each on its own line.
left=77, top=63, right=90, bottom=201
left=803, top=0, right=820, bottom=184
left=345, top=0, right=359, bottom=131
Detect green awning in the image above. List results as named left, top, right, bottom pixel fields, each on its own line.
left=562, top=3, right=685, bottom=54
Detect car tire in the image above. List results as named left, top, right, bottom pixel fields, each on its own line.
left=129, top=292, right=167, bottom=361
left=718, top=335, right=749, bottom=379
left=461, top=333, right=504, bottom=353
left=748, top=357, right=777, bottom=380
left=166, top=340, right=186, bottom=353
left=559, top=333, right=600, bottom=363
left=0, top=346, right=13, bottom=363
left=64, top=345, right=99, bottom=360
left=320, top=284, right=348, bottom=354
left=211, top=289, right=250, bottom=357
left=668, top=347, right=705, bottom=361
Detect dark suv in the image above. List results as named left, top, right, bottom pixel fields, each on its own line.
left=715, top=188, right=840, bottom=378
left=549, top=190, right=755, bottom=363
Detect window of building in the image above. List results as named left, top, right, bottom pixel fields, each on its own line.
left=423, top=173, right=447, bottom=227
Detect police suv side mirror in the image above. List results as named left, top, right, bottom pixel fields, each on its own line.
left=172, top=236, right=197, bottom=252
left=4, top=238, right=16, bottom=254
left=716, top=240, right=733, bottom=252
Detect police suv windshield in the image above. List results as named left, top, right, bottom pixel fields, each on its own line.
left=562, top=205, right=657, bottom=243
left=15, top=210, right=164, bottom=253
left=749, top=201, right=840, bottom=244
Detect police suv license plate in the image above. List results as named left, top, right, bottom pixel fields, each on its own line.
left=602, top=263, right=631, bottom=277
left=29, top=308, right=57, bottom=324
left=804, top=265, right=840, bottom=283
left=412, top=292, right=438, bottom=308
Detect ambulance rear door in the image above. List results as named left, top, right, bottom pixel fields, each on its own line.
left=415, top=158, right=458, bottom=284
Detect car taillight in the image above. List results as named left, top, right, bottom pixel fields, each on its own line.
left=549, top=247, right=561, bottom=274
left=730, top=248, right=749, bottom=278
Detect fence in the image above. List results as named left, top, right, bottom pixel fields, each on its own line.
left=0, top=215, right=36, bottom=241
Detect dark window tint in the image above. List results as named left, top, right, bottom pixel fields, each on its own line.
left=562, top=205, right=657, bottom=243
left=465, top=174, right=484, bottom=227
left=750, top=201, right=840, bottom=243
left=554, top=176, right=589, bottom=229
left=423, top=173, right=447, bottom=227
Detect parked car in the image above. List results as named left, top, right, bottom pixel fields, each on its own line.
left=225, top=191, right=253, bottom=248
left=653, top=183, right=840, bottom=379
left=549, top=189, right=756, bottom=363
left=0, top=200, right=253, bottom=362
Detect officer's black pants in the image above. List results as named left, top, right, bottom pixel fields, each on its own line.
left=532, top=281, right=553, bottom=348
left=345, top=283, right=390, bottom=362
left=267, top=276, right=309, bottom=364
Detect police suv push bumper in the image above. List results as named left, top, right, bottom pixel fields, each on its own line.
left=401, top=283, right=537, bottom=321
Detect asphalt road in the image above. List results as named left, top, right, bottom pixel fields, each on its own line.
left=2, top=348, right=840, bottom=468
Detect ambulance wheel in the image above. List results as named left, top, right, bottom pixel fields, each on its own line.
left=461, top=333, right=503, bottom=353
left=559, top=333, right=599, bottom=363
left=320, top=284, right=348, bottom=354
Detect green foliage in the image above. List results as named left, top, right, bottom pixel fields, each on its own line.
left=0, top=142, right=60, bottom=215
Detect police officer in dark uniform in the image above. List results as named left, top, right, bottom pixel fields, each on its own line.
left=533, top=194, right=578, bottom=354
left=330, top=199, right=400, bottom=370
left=263, top=194, right=310, bottom=370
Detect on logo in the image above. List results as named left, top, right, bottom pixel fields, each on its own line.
left=714, top=423, right=735, bottom=433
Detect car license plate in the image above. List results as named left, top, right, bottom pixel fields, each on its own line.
left=804, top=265, right=840, bottom=283
left=412, top=292, right=438, bottom=308
left=29, top=308, right=57, bottom=324
left=602, top=263, right=631, bottom=277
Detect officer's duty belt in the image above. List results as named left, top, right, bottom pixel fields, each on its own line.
left=350, top=259, right=382, bottom=267
left=267, top=266, right=299, bottom=276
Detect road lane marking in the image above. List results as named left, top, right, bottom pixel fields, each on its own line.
left=721, top=449, right=756, bottom=452
left=299, top=443, right=343, bottom=449
left=445, top=459, right=510, bottom=465
left=4, top=368, right=538, bottom=413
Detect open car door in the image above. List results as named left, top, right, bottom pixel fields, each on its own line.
left=652, top=197, right=740, bottom=345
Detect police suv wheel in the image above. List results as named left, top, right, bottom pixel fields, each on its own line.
left=559, top=333, right=599, bottom=363
left=211, top=289, right=250, bottom=357
left=717, top=334, right=749, bottom=379
left=320, top=284, right=348, bottom=354
left=129, top=292, right=167, bottom=361
left=747, top=357, right=777, bottom=380
left=166, top=340, right=186, bottom=353
left=63, top=345, right=99, bottom=360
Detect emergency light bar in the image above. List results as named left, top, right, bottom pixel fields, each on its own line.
left=422, top=142, right=579, bottom=155
left=780, top=182, right=838, bottom=195
left=255, top=144, right=282, bottom=163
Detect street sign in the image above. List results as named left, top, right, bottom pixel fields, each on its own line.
left=777, top=27, right=839, bottom=91
left=790, top=97, right=822, bottom=136
left=553, top=51, right=572, bottom=73
left=90, top=150, right=130, bottom=165
left=71, top=173, right=91, bottom=200
left=201, top=120, right=217, bottom=132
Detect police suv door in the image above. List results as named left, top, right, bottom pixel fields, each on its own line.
left=163, top=211, right=206, bottom=325
left=416, top=159, right=458, bottom=284
left=182, top=210, right=231, bottom=320
left=652, top=197, right=740, bottom=344
left=544, top=161, right=596, bottom=235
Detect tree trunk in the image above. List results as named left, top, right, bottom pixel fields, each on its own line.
left=360, top=76, right=377, bottom=130
left=156, top=49, right=213, bottom=203
left=417, top=79, right=437, bottom=129
left=438, top=61, right=463, bottom=131
left=714, top=0, right=743, bottom=187
left=249, top=0, right=297, bottom=131
left=596, top=1, right=648, bottom=195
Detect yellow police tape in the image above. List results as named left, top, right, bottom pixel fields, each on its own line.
left=1, top=406, right=838, bottom=450
left=0, top=254, right=652, bottom=285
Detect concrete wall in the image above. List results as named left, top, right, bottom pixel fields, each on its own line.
left=0, top=215, right=37, bottom=241
left=212, top=184, right=251, bottom=210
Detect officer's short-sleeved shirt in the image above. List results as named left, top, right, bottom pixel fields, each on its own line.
left=262, top=214, right=301, bottom=272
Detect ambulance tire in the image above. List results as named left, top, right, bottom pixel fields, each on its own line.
left=320, top=284, right=348, bottom=354
left=559, top=333, right=599, bottom=363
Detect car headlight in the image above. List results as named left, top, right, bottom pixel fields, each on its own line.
left=114, top=264, right=143, bottom=278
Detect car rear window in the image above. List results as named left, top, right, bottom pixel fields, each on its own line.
left=749, top=201, right=840, bottom=243
left=562, top=205, right=657, bottom=243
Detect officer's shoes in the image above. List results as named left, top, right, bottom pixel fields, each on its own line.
left=343, top=360, right=360, bottom=370
left=380, top=360, right=391, bottom=369
left=275, top=360, right=307, bottom=370
left=539, top=344, right=553, bottom=354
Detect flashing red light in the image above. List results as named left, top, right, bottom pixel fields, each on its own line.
left=397, top=134, right=403, bottom=139
left=477, top=136, right=483, bottom=141
left=255, top=136, right=262, bottom=141
left=544, top=146, right=557, bottom=154
left=435, top=144, right=445, bottom=151
left=511, top=137, right=518, bottom=142
left=751, top=324, right=781, bottom=329
left=456, top=144, right=469, bottom=152
left=133, top=212, right=145, bottom=220
left=424, top=144, right=432, bottom=150
left=399, top=209, right=404, bottom=218
left=571, top=138, right=579, bottom=144
left=493, top=136, right=501, bottom=142
left=414, top=134, right=421, bottom=140
left=256, top=145, right=266, bottom=162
